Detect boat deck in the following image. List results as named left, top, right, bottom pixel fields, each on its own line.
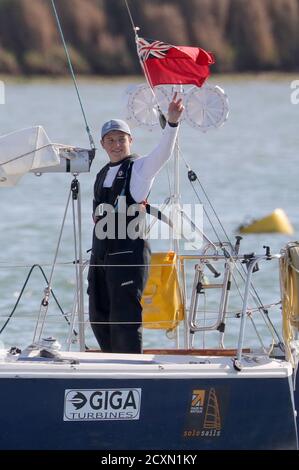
left=0, top=349, right=292, bottom=379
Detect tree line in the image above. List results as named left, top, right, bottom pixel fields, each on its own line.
left=0, top=0, right=298, bottom=75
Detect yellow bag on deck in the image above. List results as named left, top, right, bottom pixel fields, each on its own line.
left=141, top=251, right=184, bottom=330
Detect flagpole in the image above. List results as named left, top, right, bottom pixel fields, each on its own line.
left=134, top=33, right=167, bottom=128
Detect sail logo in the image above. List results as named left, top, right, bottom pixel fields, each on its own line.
left=184, top=387, right=222, bottom=438
left=64, top=388, right=141, bottom=421
left=190, top=389, right=205, bottom=413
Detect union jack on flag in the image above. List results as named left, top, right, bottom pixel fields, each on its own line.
left=137, top=37, right=172, bottom=61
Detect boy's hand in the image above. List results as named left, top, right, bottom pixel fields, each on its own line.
left=167, top=92, right=184, bottom=123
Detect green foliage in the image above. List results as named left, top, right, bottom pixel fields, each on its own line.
left=0, top=0, right=298, bottom=75
left=23, top=46, right=91, bottom=75
left=0, top=47, right=19, bottom=74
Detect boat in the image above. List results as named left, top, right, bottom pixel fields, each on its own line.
left=0, top=1, right=298, bottom=453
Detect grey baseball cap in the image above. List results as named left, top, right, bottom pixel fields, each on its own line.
left=101, top=119, right=131, bottom=139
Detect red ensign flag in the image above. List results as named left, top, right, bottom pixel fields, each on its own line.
left=137, top=37, right=215, bottom=87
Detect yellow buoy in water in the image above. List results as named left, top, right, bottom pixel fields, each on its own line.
left=239, top=208, right=294, bottom=235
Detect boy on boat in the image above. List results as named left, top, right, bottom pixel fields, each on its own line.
left=88, top=93, right=183, bottom=353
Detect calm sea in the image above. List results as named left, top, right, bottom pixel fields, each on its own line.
left=0, top=75, right=298, bottom=350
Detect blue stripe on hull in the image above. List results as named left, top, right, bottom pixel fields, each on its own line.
left=0, top=377, right=297, bottom=450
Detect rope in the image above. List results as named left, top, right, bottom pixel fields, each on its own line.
left=280, top=244, right=299, bottom=359
left=124, top=0, right=136, bottom=32
left=123, top=0, right=167, bottom=128
left=0, top=143, right=54, bottom=167
left=123, top=1, right=150, bottom=85
left=50, top=0, right=95, bottom=150
left=0, top=261, right=83, bottom=268
left=0, top=264, right=77, bottom=336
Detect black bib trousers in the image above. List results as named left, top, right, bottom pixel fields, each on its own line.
left=88, top=158, right=151, bottom=353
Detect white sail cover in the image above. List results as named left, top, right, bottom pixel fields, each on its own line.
left=0, top=126, right=60, bottom=187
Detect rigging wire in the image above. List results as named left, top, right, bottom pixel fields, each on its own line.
left=0, top=141, right=81, bottom=168
left=50, top=0, right=95, bottom=150
left=178, top=149, right=226, bottom=249
left=0, top=264, right=78, bottom=337
left=178, top=149, right=228, bottom=250
left=1, top=143, right=55, bottom=167
left=177, top=144, right=282, bottom=335
left=197, top=176, right=234, bottom=248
